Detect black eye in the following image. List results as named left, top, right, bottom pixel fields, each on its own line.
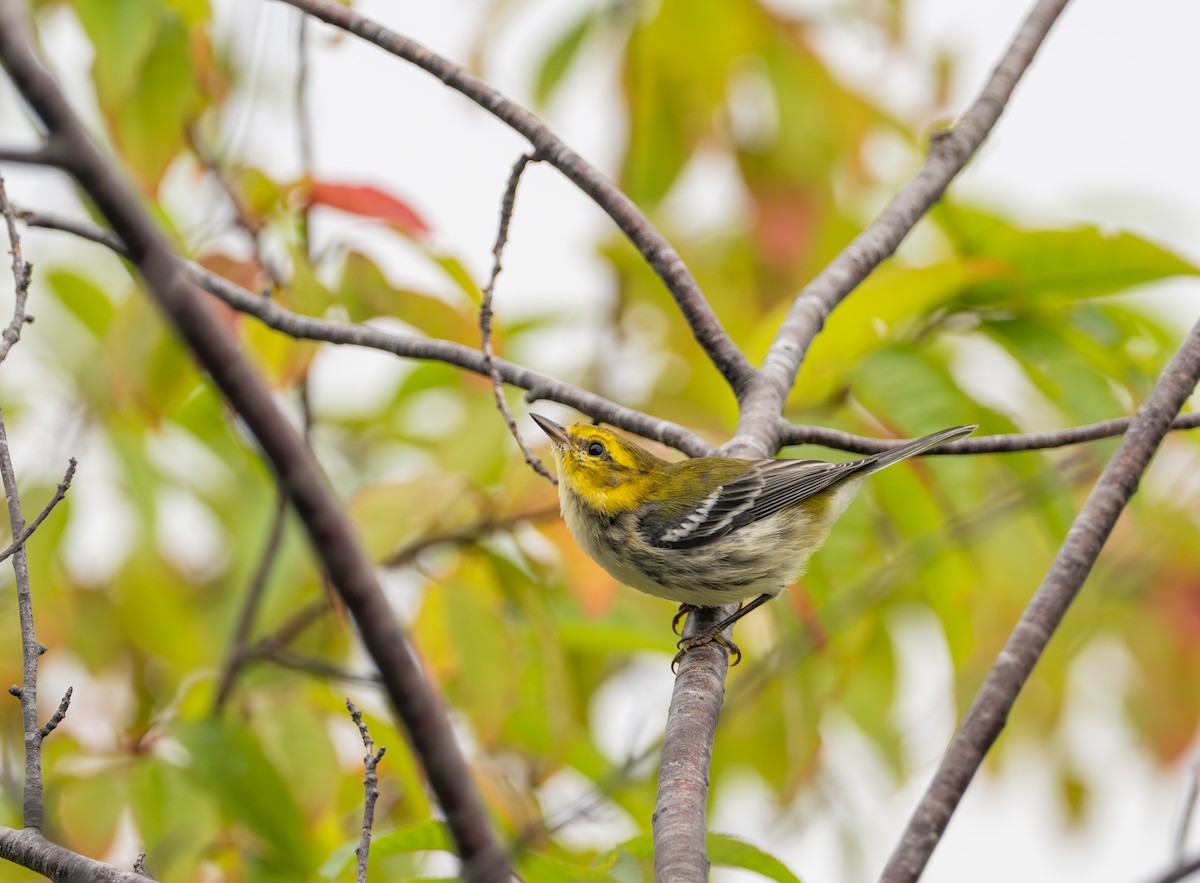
left=586, top=441, right=606, bottom=458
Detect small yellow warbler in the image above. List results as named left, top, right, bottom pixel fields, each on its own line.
left=532, top=413, right=975, bottom=664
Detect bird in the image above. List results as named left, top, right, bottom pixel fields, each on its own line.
left=531, top=413, right=975, bottom=667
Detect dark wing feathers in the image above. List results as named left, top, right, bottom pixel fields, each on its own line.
left=637, top=458, right=870, bottom=550
left=635, top=425, right=976, bottom=551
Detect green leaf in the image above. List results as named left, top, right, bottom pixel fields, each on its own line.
left=533, top=9, right=600, bottom=107
left=519, top=851, right=621, bottom=883
left=611, top=833, right=802, bottom=882
left=707, top=832, right=805, bottom=883
left=70, top=0, right=160, bottom=103
left=75, top=1, right=205, bottom=187
left=319, top=821, right=455, bottom=879
left=177, top=719, right=315, bottom=875
left=774, top=259, right=993, bottom=407
left=48, top=269, right=116, bottom=337
left=940, top=204, right=1200, bottom=299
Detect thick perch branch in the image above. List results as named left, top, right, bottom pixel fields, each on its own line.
left=879, top=311, right=1200, bottom=883
left=0, top=8, right=508, bottom=880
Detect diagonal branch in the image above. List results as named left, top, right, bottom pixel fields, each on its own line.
left=16, top=207, right=715, bottom=457
left=0, top=458, right=76, bottom=565
left=0, top=8, right=508, bottom=880
left=270, top=0, right=755, bottom=394
left=879, top=310, right=1200, bottom=883
left=1142, top=855, right=1200, bottom=883
left=732, top=0, right=1072, bottom=457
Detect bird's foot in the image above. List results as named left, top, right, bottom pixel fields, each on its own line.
left=671, top=630, right=742, bottom=673
left=671, top=603, right=697, bottom=636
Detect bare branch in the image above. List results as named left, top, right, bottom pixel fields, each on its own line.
left=271, top=0, right=755, bottom=394
left=0, top=457, right=75, bottom=565
left=264, top=651, right=382, bottom=687
left=0, top=142, right=64, bottom=166
left=381, top=502, right=558, bottom=570
left=245, top=598, right=330, bottom=660
left=185, top=126, right=286, bottom=290
left=480, top=152, right=556, bottom=484
left=0, top=172, right=33, bottom=365
left=0, top=403, right=46, bottom=830
left=780, top=413, right=1200, bottom=456
left=1141, top=855, right=1200, bottom=883
left=880, top=312, right=1200, bottom=883
left=732, top=0, right=1072, bottom=457
left=0, top=166, right=50, bottom=835
left=37, top=687, right=71, bottom=740
left=16, top=206, right=715, bottom=457
left=133, top=853, right=147, bottom=876
left=0, top=9, right=509, bottom=879
left=296, top=10, right=315, bottom=258
left=212, top=490, right=289, bottom=712
left=0, top=827, right=158, bottom=882
left=346, top=699, right=387, bottom=883
left=652, top=606, right=733, bottom=881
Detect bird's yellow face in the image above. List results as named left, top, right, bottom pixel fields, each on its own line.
left=531, top=415, right=663, bottom=514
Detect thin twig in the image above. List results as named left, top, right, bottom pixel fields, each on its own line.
left=480, top=152, right=556, bottom=484
left=0, top=9, right=509, bottom=878
left=185, top=125, right=286, bottom=290
left=0, top=165, right=48, bottom=834
left=212, top=489, right=289, bottom=712
left=381, top=502, right=558, bottom=569
left=296, top=11, right=315, bottom=260
left=271, top=0, right=755, bottom=394
left=265, top=651, right=382, bottom=687
left=1174, top=757, right=1200, bottom=866
left=0, top=172, right=33, bottom=365
left=879, top=311, right=1200, bottom=883
left=247, top=599, right=330, bottom=659
left=0, top=403, right=45, bottom=830
left=37, top=687, right=71, bottom=739
left=346, top=699, right=387, bottom=883
left=732, top=0, right=1072, bottom=457
left=0, top=458, right=75, bottom=564
left=16, top=206, right=715, bottom=457
left=780, top=413, right=1200, bottom=456
left=133, top=852, right=147, bottom=876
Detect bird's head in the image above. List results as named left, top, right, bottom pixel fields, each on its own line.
left=530, top=413, right=665, bottom=512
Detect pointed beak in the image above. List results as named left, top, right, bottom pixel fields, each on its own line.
left=530, top=413, right=570, bottom=448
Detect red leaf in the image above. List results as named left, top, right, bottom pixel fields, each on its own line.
left=308, top=181, right=431, bottom=237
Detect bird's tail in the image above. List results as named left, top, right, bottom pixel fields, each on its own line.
left=857, top=424, right=977, bottom=475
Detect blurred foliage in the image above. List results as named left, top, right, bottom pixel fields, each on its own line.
left=0, top=0, right=1197, bottom=880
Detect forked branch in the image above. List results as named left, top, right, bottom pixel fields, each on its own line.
left=731, top=0, right=1073, bottom=456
